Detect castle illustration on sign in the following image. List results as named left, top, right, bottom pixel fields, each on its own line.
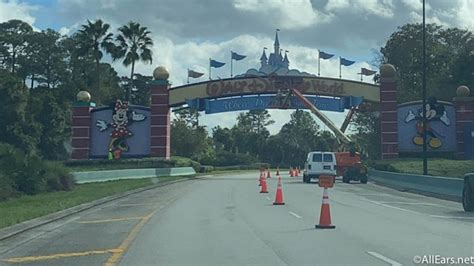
left=235, top=30, right=315, bottom=77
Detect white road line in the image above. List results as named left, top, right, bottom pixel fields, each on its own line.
left=289, top=211, right=302, bottom=219
left=265, top=196, right=271, bottom=201
left=430, top=215, right=474, bottom=219
left=367, top=251, right=402, bottom=266
left=363, top=199, right=421, bottom=215
left=376, top=201, right=441, bottom=206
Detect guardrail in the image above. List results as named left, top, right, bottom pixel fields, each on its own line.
left=72, top=167, right=196, bottom=184
left=368, top=169, right=464, bottom=202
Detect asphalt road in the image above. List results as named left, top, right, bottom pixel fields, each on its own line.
left=1, top=172, right=473, bottom=266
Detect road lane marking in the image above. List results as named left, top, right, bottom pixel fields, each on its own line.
left=104, top=197, right=179, bottom=266
left=367, top=251, right=402, bottom=266
left=265, top=196, right=271, bottom=201
left=289, top=211, right=302, bottom=219
left=430, top=215, right=474, bottom=220
left=1, top=249, right=123, bottom=263
left=376, top=201, right=441, bottom=206
left=77, top=216, right=146, bottom=224
left=115, top=203, right=159, bottom=207
left=362, top=199, right=421, bottom=215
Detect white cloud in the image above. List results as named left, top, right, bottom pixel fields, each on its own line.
left=233, top=0, right=331, bottom=29
left=325, top=0, right=394, bottom=18
left=0, top=0, right=37, bottom=25
left=457, top=0, right=474, bottom=30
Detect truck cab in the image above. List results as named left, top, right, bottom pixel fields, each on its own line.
left=303, top=151, right=336, bottom=183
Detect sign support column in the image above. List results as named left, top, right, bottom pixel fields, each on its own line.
left=71, top=91, right=95, bottom=160
left=453, top=86, right=474, bottom=159
left=150, top=67, right=171, bottom=159
left=379, top=64, right=399, bottom=159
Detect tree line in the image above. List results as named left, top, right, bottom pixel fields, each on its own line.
left=171, top=109, right=336, bottom=167
left=0, top=18, right=154, bottom=198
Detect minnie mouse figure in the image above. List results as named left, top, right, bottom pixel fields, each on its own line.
left=96, top=100, right=146, bottom=159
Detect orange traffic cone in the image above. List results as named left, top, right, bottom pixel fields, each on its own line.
left=273, top=176, right=285, bottom=205
left=276, top=167, right=280, bottom=176
left=290, top=167, right=294, bottom=177
left=295, top=167, right=299, bottom=177
left=298, top=167, right=301, bottom=175
left=315, top=188, right=335, bottom=229
left=260, top=177, right=269, bottom=193
left=267, top=168, right=272, bottom=178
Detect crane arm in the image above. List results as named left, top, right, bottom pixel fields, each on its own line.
left=291, top=88, right=352, bottom=145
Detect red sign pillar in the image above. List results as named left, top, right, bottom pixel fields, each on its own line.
left=453, top=86, right=474, bottom=159
left=71, top=91, right=95, bottom=160
left=379, top=64, right=399, bottom=159
left=150, top=67, right=171, bottom=159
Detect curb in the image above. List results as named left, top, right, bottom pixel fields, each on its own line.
left=0, top=177, right=195, bottom=242
left=368, top=169, right=463, bottom=202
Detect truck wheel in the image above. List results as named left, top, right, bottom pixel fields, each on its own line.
left=462, top=178, right=474, bottom=212
left=360, top=176, right=368, bottom=184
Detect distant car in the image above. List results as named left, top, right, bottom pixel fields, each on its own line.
left=303, top=151, right=336, bottom=183
left=463, top=173, right=474, bottom=212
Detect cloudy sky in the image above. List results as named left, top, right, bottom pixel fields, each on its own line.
left=1, top=0, right=473, bottom=134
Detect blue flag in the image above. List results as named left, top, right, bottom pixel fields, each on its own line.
left=319, top=51, right=334, bottom=60
left=231, top=51, right=246, bottom=61
left=340, top=57, right=355, bottom=66
left=210, top=59, right=226, bottom=68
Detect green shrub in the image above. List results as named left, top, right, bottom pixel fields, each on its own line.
left=0, top=142, right=73, bottom=198
left=205, top=151, right=258, bottom=166
left=43, top=161, right=74, bottom=191
left=200, top=165, right=214, bottom=173
left=0, top=173, right=16, bottom=200
left=373, top=162, right=399, bottom=172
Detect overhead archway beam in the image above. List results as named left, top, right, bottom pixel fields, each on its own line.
left=169, top=75, right=380, bottom=107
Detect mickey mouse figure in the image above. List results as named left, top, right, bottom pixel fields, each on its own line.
left=96, top=100, right=146, bottom=159
left=405, top=97, right=450, bottom=149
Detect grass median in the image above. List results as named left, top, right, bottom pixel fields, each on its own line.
left=374, top=158, right=474, bottom=178
left=0, top=176, right=185, bottom=229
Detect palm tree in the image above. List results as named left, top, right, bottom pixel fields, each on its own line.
left=113, top=21, right=153, bottom=102
left=76, top=19, right=114, bottom=98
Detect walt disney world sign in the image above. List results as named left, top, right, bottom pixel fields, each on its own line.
left=169, top=75, right=379, bottom=107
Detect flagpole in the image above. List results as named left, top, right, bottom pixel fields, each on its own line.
left=230, top=51, right=233, bottom=78
left=318, top=50, right=320, bottom=76
left=360, top=73, right=363, bottom=82
left=187, top=69, right=190, bottom=84
left=339, top=57, right=342, bottom=79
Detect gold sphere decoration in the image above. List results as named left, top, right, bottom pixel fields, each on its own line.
left=153, top=66, right=170, bottom=80
left=379, top=64, right=396, bottom=78
left=76, top=91, right=91, bottom=102
left=456, top=85, right=470, bottom=97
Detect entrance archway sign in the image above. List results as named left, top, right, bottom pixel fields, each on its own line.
left=169, top=75, right=380, bottom=107
left=186, top=95, right=364, bottom=114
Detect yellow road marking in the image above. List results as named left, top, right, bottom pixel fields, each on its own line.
left=78, top=217, right=146, bottom=224
left=104, top=197, right=179, bottom=266
left=116, top=203, right=159, bottom=207
left=1, top=249, right=123, bottom=263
